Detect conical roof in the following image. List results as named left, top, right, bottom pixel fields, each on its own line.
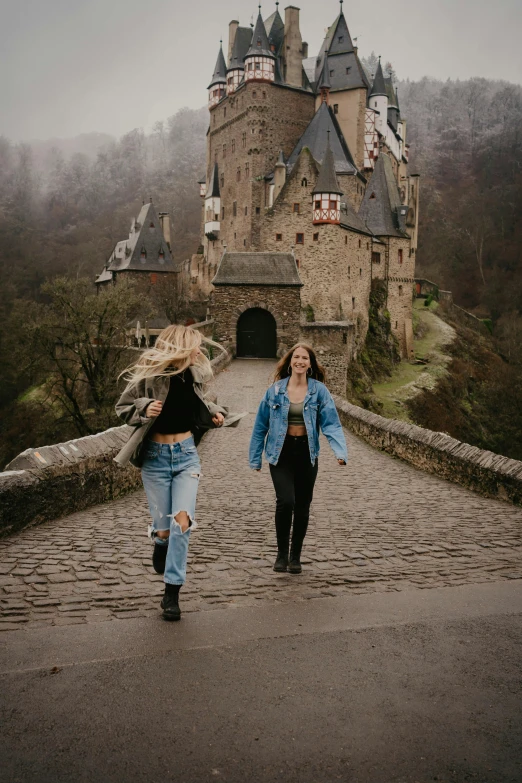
left=313, top=134, right=343, bottom=195
left=384, top=75, right=398, bottom=108
left=264, top=6, right=284, bottom=54
left=246, top=11, right=275, bottom=59
left=318, top=55, right=331, bottom=91
left=369, top=58, right=387, bottom=98
left=358, top=154, right=409, bottom=237
left=228, top=26, right=252, bottom=71
left=326, top=10, right=354, bottom=55
left=209, top=43, right=227, bottom=88
left=314, top=9, right=368, bottom=92
left=207, top=162, right=220, bottom=199
left=101, top=202, right=174, bottom=275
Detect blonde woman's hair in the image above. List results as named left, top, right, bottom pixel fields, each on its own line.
left=122, top=324, right=224, bottom=385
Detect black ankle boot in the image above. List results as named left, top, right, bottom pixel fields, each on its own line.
left=288, top=543, right=303, bottom=574
left=152, top=541, right=168, bottom=574
left=161, top=584, right=181, bottom=621
left=273, top=551, right=289, bottom=572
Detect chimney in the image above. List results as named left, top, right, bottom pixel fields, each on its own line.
left=302, top=41, right=308, bottom=59
left=273, top=151, right=286, bottom=201
left=228, top=20, right=239, bottom=63
left=159, top=212, right=171, bottom=249
left=284, top=6, right=303, bottom=88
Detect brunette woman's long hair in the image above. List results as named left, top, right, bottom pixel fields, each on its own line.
left=273, top=343, right=327, bottom=383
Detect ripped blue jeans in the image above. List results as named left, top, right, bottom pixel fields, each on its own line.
left=141, top=436, right=201, bottom=585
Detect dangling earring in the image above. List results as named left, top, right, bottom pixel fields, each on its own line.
left=307, top=368, right=312, bottom=376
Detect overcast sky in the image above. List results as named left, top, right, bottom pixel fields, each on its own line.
left=1, top=0, right=521, bottom=142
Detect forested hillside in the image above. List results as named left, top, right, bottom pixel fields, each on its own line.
left=0, top=75, right=521, bottom=465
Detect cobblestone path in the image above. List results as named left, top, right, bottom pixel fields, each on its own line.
left=1, top=359, right=521, bottom=631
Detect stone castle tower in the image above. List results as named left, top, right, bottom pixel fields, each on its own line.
left=182, top=2, right=421, bottom=392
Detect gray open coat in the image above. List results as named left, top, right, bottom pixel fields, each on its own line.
left=114, top=365, right=243, bottom=468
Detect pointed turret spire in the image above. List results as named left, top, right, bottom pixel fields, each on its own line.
left=313, top=132, right=343, bottom=196
left=246, top=10, right=275, bottom=59
left=209, top=41, right=227, bottom=88
left=318, top=55, right=331, bottom=104
left=369, top=57, right=387, bottom=97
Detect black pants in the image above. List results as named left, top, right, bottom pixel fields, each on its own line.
left=269, top=435, right=319, bottom=555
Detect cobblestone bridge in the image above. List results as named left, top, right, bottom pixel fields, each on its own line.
left=1, top=359, right=521, bottom=631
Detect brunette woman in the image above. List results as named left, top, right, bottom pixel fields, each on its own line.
left=115, top=325, right=241, bottom=621
left=249, top=343, right=347, bottom=574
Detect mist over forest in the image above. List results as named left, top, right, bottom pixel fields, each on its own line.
left=0, top=72, right=521, bottom=465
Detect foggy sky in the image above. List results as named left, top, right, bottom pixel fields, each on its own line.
left=2, top=0, right=521, bottom=142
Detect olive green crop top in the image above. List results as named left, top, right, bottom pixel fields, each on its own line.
left=288, top=400, right=305, bottom=426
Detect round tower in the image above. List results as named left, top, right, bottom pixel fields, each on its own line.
left=244, top=8, right=276, bottom=83
left=369, top=57, right=388, bottom=135
left=312, top=133, right=343, bottom=225
left=208, top=41, right=227, bottom=108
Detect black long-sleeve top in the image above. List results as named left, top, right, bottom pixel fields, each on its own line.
left=149, top=370, right=199, bottom=434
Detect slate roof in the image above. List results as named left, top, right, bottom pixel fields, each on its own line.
left=97, top=202, right=175, bottom=278
left=95, top=267, right=114, bottom=284
left=358, top=154, right=409, bottom=238
left=384, top=75, right=398, bottom=107
left=314, top=12, right=369, bottom=93
left=207, top=162, right=220, bottom=198
left=340, top=204, right=373, bottom=236
left=318, top=56, right=331, bottom=91
left=369, top=59, right=387, bottom=98
left=264, top=8, right=284, bottom=54
left=287, top=102, right=358, bottom=175
left=246, top=12, right=275, bottom=60
left=212, top=253, right=302, bottom=287
left=209, top=43, right=227, bottom=88
left=228, top=26, right=252, bottom=70
left=312, top=135, right=342, bottom=195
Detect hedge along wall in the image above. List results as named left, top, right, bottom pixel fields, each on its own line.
left=0, top=347, right=233, bottom=537
left=333, top=395, right=522, bottom=506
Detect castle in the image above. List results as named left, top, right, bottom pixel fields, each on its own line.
left=97, top=1, right=420, bottom=393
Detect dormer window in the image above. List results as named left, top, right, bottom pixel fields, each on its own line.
left=330, top=70, right=334, bottom=77
left=338, top=36, right=343, bottom=43
left=370, top=192, right=376, bottom=199
left=159, top=250, right=165, bottom=264
left=346, top=67, right=351, bottom=74
left=140, top=248, right=147, bottom=262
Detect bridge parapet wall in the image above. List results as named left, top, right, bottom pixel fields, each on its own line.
left=334, top=396, right=522, bottom=507
left=0, top=349, right=233, bottom=538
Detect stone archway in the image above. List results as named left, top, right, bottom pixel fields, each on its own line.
left=236, top=308, right=277, bottom=358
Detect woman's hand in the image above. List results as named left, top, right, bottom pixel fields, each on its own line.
left=212, top=412, right=225, bottom=427
left=337, top=459, right=346, bottom=466
left=146, top=400, right=163, bottom=418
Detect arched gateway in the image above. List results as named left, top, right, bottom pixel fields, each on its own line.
left=236, top=308, right=277, bottom=358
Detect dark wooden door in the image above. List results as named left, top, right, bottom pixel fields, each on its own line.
left=236, top=308, right=277, bottom=358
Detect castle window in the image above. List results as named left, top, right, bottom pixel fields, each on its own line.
left=345, top=236, right=348, bottom=245
left=399, top=285, right=403, bottom=296
left=159, top=250, right=165, bottom=263
left=338, top=36, right=343, bottom=43
left=360, top=268, right=362, bottom=276
left=293, top=203, right=300, bottom=214
left=348, top=266, right=351, bottom=277
left=233, top=201, right=237, bottom=217
left=232, top=139, right=236, bottom=153
left=333, top=104, right=339, bottom=115
left=276, top=233, right=282, bottom=241
left=150, top=273, right=157, bottom=284
left=358, top=239, right=361, bottom=248
left=372, top=252, right=381, bottom=264
left=221, top=206, right=225, bottom=219
left=255, top=62, right=261, bottom=70
left=398, top=249, right=403, bottom=264
left=346, top=67, right=351, bottom=74
left=242, top=132, right=247, bottom=147
left=224, top=108, right=226, bottom=118
left=220, top=174, right=224, bottom=188
left=149, top=222, right=154, bottom=229
left=223, top=143, right=226, bottom=157
left=301, top=178, right=307, bottom=187
left=370, top=192, right=376, bottom=199
left=234, top=232, right=236, bottom=239
left=140, top=248, right=146, bottom=261
left=367, top=242, right=370, bottom=249
left=296, top=259, right=300, bottom=268
left=243, top=238, right=246, bottom=246
left=352, top=297, right=355, bottom=309
left=330, top=70, right=334, bottom=77
left=342, top=332, right=347, bottom=344
left=315, top=200, right=321, bottom=209
left=236, top=167, right=241, bottom=182
left=313, top=233, right=319, bottom=241
left=329, top=200, right=337, bottom=210
left=253, top=91, right=257, bottom=98
left=244, top=206, right=248, bottom=215
left=245, top=162, right=250, bottom=177
left=369, top=150, right=374, bottom=159
left=256, top=207, right=260, bottom=214
left=263, top=91, right=266, bottom=99
left=296, top=233, right=304, bottom=245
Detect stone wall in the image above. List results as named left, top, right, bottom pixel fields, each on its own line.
left=211, top=285, right=301, bottom=356
left=415, top=278, right=490, bottom=336
left=300, top=323, right=353, bottom=395
left=0, top=352, right=233, bottom=537
left=334, top=395, right=522, bottom=506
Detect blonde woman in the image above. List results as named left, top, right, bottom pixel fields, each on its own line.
left=115, top=325, right=241, bottom=621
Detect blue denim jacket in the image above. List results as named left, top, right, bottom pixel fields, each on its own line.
left=249, top=376, right=348, bottom=469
